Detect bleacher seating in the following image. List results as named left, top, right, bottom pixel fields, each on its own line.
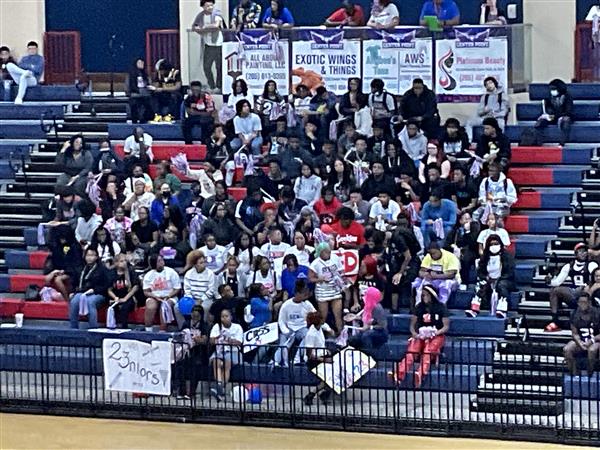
left=0, top=84, right=80, bottom=102
left=0, top=104, right=65, bottom=120
left=108, top=123, right=201, bottom=141
left=528, top=83, right=600, bottom=101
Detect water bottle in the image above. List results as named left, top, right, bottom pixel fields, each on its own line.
left=87, top=79, right=93, bottom=97
left=3, top=79, right=11, bottom=102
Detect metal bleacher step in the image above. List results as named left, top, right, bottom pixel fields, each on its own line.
left=494, top=352, right=564, bottom=365
left=470, top=397, right=564, bottom=415
left=0, top=202, right=44, bottom=215
left=506, top=325, right=572, bottom=341
left=73, top=102, right=128, bottom=114
left=476, top=384, right=563, bottom=401
left=483, top=368, right=564, bottom=386
left=6, top=181, right=55, bottom=194
left=15, top=172, right=60, bottom=183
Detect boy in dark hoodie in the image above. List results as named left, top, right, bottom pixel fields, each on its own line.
left=535, top=78, right=573, bottom=146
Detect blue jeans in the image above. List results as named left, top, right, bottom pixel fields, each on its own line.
left=69, top=293, right=106, bottom=329
left=231, top=136, right=263, bottom=155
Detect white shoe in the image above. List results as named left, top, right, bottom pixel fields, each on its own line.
left=14, top=98, right=23, bottom=105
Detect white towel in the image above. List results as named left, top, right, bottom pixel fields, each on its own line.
left=106, top=303, right=117, bottom=329
left=160, top=300, right=175, bottom=324
left=433, top=218, right=445, bottom=240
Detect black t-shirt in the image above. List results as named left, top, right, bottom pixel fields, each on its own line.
left=449, top=182, right=478, bottom=210
left=110, top=269, right=140, bottom=299
left=131, top=220, right=158, bottom=244
left=570, top=307, right=600, bottom=340
left=209, top=297, right=244, bottom=324
left=414, top=302, right=449, bottom=330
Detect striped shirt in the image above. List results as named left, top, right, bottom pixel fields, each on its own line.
left=310, top=254, right=344, bottom=302
left=183, top=267, right=216, bottom=308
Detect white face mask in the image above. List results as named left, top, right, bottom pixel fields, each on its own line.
left=489, top=244, right=501, bottom=254
left=550, top=89, right=559, bottom=97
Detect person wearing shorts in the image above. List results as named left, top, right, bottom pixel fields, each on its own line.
left=309, top=242, right=346, bottom=334
left=209, top=309, right=243, bottom=402
left=545, top=243, right=598, bottom=332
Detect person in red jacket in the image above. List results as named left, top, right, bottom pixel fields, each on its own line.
left=313, top=186, right=342, bottom=225
left=329, top=207, right=365, bottom=249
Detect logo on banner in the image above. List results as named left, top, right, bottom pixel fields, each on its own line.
left=438, top=47, right=457, bottom=91
left=239, top=32, right=272, bottom=50
left=380, top=30, right=417, bottom=49
left=310, top=31, right=345, bottom=50
left=455, top=29, right=490, bottom=48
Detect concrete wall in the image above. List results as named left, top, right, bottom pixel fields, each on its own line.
left=0, top=0, right=46, bottom=58
left=524, top=0, right=575, bottom=83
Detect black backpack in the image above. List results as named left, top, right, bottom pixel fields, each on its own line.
left=519, top=128, right=542, bottom=146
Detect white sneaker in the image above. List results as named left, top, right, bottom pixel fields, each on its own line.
left=14, top=98, right=23, bottom=105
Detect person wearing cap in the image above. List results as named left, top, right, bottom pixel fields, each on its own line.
left=412, top=242, right=460, bottom=305
left=563, top=292, right=600, bottom=376
left=545, top=243, right=598, bottom=332
left=391, top=284, right=449, bottom=388
left=465, top=235, right=515, bottom=319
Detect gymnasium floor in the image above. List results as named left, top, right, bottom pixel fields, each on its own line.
left=0, top=413, right=596, bottom=450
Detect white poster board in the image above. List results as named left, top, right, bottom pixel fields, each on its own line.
left=311, top=346, right=376, bottom=394
left=102, top=339, right=172, bottom=396
left=242, top=322, right=279, bottom=353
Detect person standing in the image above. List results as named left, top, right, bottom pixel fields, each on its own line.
left=192, top=0, right=224, bottom=93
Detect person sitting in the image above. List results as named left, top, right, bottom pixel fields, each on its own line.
left=563, top=293, right=600, bottom=376
left=417, top=142, right=451, bottom=184
left=420, top=189, right=457, bottom=248
left=367, top=0, right=400, bottom=28
left=151, top=59, right=182, bottom=122
left=210, top=284, right=244, bottom=325
left=178, top=251, right=216, bottom=328
left=325, top=0, right=365, bottom=26
left=329, top=207, right=365, bottom=250
left=314, top=186, right=342, bottom=225
left=4, top=41, right=44, bottom=104
left=391, top=284, right=449, bottom=388
left=273, top=279, right=316, bottom=366
left=419, top=0, right=460, bottom=27
left=95, top=139, right=125, bottom=179
left=448, top=211, right=479, bottom=288
left=247, top=255, right=280, bottom=299
left=475, top=118, right=511, bottom=172
left=368, top=78, right=397, bottom=128
left=400, top=78, right=440, bottom=139
left=107, top=254, right=140, bottom=329
left=198, top=234, right=227, bottom=274
left=201, top=202, right=238, bottom=247
left=466, top=235, right=515, bottom=318
left=75, top=201, right=102, bottom=247
left=152, top=223, right=192, bottom=268
left=224, top=79, right=253, bottom=125
left=280, top=135, right=314, bottom=179
left=361, top=160, right=397, bottom=203
left=123, top=128, right=153, bottom=174
left=68, top=247, right=110, bottom=329
left=262, top=0, right=295, bottom=29
left=412, top=242, right=460, bottom=305
left=347, top=286, right=389, bottom=355
left=143, top=255, right=181, bottom=331
left=544, top=243, right=598, bottom=332
left=439, top=118, right=471, bottom=162
left=123, top=178, right=155, bottom=221
left=150, top=183, right=180, bottom=226
left=127, top=58, right=153, bottom=124
left=382, top=140, right=416, bottom=181
left=399, top=120, right=428, bottom=164
left=369, top=189, right=402, bottom=232
left=89, top=227, right=121, bottom=269
left=216, top=256, right=246, bottom=300
left=419, top=164, right=450, bottom=204
left=130, top=206, right=159, bottom=257
left=209, top=309, right=243, bottom=401
left=43, top=225, right=83, bottom=302
left=535, top=78, right=573, bottom=146
left=246, top=282, right=273, bottom=329
left=182, top=81, right=215, bottom=145
left=480, top=0, right=507, bottom=25
left=255, top=79, right=287, bottom=135
left=466, top=76, right=509, bottom=141
left=450, top=165, right=478, bottom=215
left=476, top=212, right=510, bottom=255
left=280, top=254, right=310, bottom=300
left=289, top=84, right=313, bottom=125
left=231, top=99, right=263, bottom=155
left=586, top=267, right=600, bottom=306
left=301, top=311, right=335, bottom=405
left=230, top=0, right=262, bottom=30
left=339, top=78, right=368, bottom=125
left=55, top=135, right=93, bottom=196
left=343, top=189, right=371, bottom=225
left=474, top=163, right=517, bottom=222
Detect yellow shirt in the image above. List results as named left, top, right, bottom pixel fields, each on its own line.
left=420, top=249, right=461, bottom=283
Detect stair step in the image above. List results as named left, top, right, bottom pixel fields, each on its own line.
left=470, top=397, right=564, bottom=415
left=484, top=369, right=564, bottom=385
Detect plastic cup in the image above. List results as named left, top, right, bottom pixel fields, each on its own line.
left=15, top=313, right=24, bottom=328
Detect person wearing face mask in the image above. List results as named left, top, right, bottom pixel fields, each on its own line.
left=535, top=79, right=573, bottom=146
left=466, top=77, right=509, bottom=141
left=150, top=183, right=180, bottom=227
left=465, top=236, right=515, bottom=318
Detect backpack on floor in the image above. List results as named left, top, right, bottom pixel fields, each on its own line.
left=519, top=127, right=541, bottom=146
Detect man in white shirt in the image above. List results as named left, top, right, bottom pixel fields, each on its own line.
left=143, top=255, right=181, bottom=331
left=192, top=0, right=224, bottom=92
left=123, top=179, right=155, bottom=221
left=273, top=280, right=315, bottom=367
left=123, top=127, right=153, bottom=174
left=369, top=190, right=401, bottom=231
left=260, top=229, right=290, bottom=267
left=231, top=99, right=263, bottom=155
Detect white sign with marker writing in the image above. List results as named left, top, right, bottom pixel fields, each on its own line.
left=102, top=339, right=172, bottom=396
left=242, top=322, right=279, bottom=353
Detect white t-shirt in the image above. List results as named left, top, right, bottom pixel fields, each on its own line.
left=487, top=255, right=502, bottom=279
left=587, top=5, right=600, bottom=20
left=303, top=324, right=332, bottom=360
left=477, top=228, right=511, bottom=247
left=199, top=245, right=227, bottom=272
left=229, top=246, right=261, bottom=275
left=209, top=322, right=244, bottom=343
left=369, top=4, right=399, bottom=27
left=142, top=267, right=181, bottom=298
left=124, top=133, right=153, bottom=158
left=278, top=299, right=316, bottom=334
left=310, top=254, right=344, bottom=302
left=369, top=199, right=401, bottom=221
left=284, top=245, right=314, bottom=267
left=233, top=113, right=262, bottom=139
left=247, top=269, right=281, bottom=294
left=261, top=242, right=291, bottom=264
left=227, top=92, right=254, bottom=108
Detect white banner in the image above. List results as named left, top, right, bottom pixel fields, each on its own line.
left=435, top=27, right=508, bottom=97
left=103, top=339, right=171, bottom=395
left=311, top=346, right=376, bottom=394
left=362, top=29, right=433, bottom=94
left=242, top=322, right=279, bottom=353
left=333, top=249, right=359, bottom=277
left=222, top=30, right=289, bottom=96
left=291, top=29, right=361, bottom=94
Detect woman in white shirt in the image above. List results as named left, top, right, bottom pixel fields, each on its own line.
left=367, top=0, right=400, bottom=29
left=476, top=212, right=511, bottom=255
left=209, top=309, right=244, bottom=401
left=309, top=242, right=345, bottom=334
left=284, top=231, right=314, bottom=267
left=227, top=79, right=254, bottom=108
left=229, top=232, right=261, bottom=276
left=246, top=255, right=280, bottom=298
